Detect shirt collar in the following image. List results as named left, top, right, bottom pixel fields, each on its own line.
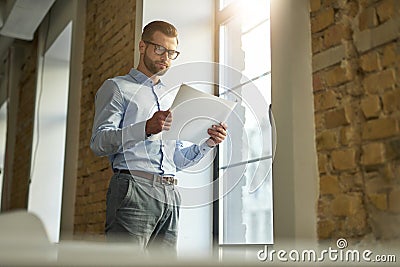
left=128, top=68, right=165, bottom=87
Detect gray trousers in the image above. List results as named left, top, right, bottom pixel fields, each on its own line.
left=105, top=172, right=181, bottom=253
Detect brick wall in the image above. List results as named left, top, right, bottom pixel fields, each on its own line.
left=74, top=0, right=136, bottom=236
left=5, top=39, right=38, bottom=209
left=310, top=0, right=400, bottom=241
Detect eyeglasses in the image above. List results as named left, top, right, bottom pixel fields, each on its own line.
left=143, top=41, right=180, bottom=60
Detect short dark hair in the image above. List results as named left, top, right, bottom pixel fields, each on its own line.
left=141, top=20, right=179, bottom=44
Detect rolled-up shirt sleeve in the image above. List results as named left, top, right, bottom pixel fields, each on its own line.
left=173, top=141, right=213, bottom=170
left=90, top=79, right=146, bottom=156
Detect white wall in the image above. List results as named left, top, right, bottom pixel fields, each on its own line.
left=28, top=22, right=72, bottom=243
left=271, top=0, right=318, bottom=243
left=141, top=0, right=215, bottom=258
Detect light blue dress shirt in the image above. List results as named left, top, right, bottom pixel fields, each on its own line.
left=90, top=69, right=213, bottom=176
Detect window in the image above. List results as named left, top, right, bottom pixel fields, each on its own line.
left=0, top=102, right=7, bottom=208
left=139, top=0, right=273, bottom=252
left=217, top=0, right=273, bottom=244
left=141, top=0, right=216, bottom=257
left=28, top=21, right=72, bottom=243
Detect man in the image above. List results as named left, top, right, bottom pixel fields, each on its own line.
left=90, top=20, right=227, bottom=253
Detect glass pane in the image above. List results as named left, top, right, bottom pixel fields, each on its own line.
left=218, top=0, right=272, bottom=246
left=220, top=75, right=272, bottom=168
left=220, top=0, right=239, bottom=10
left=220, top=159, right=273, bottom=244
left=220, top=17, right=243, bottom=89
left=219, top=10, right=271, bottom=82
left=0, top=102, right=7, bottom=208
left=240, top=0, right=270, bottom=33
left=242, top=20, right=271, bottom=78
left=252, top=72, right=271, bottom=105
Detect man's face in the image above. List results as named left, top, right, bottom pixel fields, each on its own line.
left=142, top=31, right=178, bottom=76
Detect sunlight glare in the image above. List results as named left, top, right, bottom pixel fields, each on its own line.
left=239, top=0, right=270, bottom=33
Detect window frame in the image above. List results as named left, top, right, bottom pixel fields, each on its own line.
left=213, top=0, right=273, bottom=247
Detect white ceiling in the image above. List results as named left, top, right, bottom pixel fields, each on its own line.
left=0, top=0, right=56, bottom=40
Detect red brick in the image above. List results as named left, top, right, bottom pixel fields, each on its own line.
left=318, top=219, right=335, bottom=239
left=312, top=0, right=400, bottom=241
left=340, top=126, right=359, bottom=146
left=362, top=69, right=396, bottom=94
left=344, top=0, right=359, bottom=18
left=344, top=208, right=368, bottom=235
left=382, top=43, right=396, bottom=67
left=324, top=24, right=351, bottom=48
left=314, top=90, right=338, bottom=111
left=318, top=153, right=329, bottom=174
left=316, top=130, right=338, bottom=151
left=376, top=0, right=395, bottom=23
left=314, top=112, right=325, bottom=131
left=324, top=65, right=353, bottom=87
left=362, top=118, right=398, bottom=140
left=361, top=95, right=381, bottom=119
left=388, top=188, right=400, bottom=213
left=361, top=142, right=386, bottom=165
left=360, top=51, right=381, bottom=72
left=75, top=0, right=137, bottom=234
left=359, top=7, right=378, bottom=31
left=331, top=193, right=363, bottom=216
left=313, top=72, right=324, bottom=91
left=365, top=175, right=391, bottom=195
left=320, top=175, right=340, bottom=195
left=382, top=89, right=400, bottom=114
left=312, top=35, right=324, bottom=54
left=310, top=0, right=321, bottom=12
left=318, top=197, right=331, bottom=216
left=387, top=139, right=400, bottom=161
left=367, top=193, right=387, bottom=210
left=311, top=8, right=335, bottom=33
left=331, top=148, right=357, bottom=171
left=325, top=108, right=350, bottom=128
left=339, top=173, right=364, bottom=193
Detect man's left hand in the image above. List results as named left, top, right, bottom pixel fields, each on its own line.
left=206, top=122, right=228, bottom=147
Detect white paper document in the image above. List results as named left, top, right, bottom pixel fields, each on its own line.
left=157, top=84, right=237, bottom=144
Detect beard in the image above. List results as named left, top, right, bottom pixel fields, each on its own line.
left=143, top=51, right=169, bottom=76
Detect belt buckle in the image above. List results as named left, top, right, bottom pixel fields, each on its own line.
left=161, top=176, right=176, bottom=185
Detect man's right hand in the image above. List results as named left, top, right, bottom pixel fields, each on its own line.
left=145, top=110, right=172, bottom=135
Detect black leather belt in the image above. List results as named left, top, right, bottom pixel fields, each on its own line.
left=118, top=169, right=177, bottom=185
